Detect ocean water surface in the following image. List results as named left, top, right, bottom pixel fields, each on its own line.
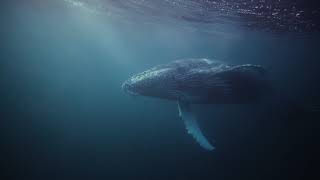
left=1, top=1, right=319, bottom=179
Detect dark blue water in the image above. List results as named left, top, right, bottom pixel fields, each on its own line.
left=1, top=1, right=319, bottom=179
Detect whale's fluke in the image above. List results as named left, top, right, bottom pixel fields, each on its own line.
left=178, top=101, right=214, bottom=151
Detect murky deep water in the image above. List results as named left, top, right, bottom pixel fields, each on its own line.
left=1, top=1, right=319, bottom=180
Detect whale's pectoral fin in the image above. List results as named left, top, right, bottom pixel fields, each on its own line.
left=178, top=101, right=214, bottom=151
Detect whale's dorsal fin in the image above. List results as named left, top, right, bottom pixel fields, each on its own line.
left=178, top=101, right=214, bottom=151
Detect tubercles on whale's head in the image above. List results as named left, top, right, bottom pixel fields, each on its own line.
left=122, top=67, right=174, bottom=98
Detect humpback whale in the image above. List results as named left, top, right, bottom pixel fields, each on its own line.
left=122, top=58, right=268, bottom=151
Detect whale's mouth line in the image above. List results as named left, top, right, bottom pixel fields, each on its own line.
left=126, top=90, right=139, bottom=96
left=122, top=82, right=140, bottom=96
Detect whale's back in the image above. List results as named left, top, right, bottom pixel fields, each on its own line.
left=171, top=60, right=268, bottom=104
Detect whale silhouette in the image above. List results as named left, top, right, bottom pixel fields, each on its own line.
left=122, top=58, right=268, bottom=150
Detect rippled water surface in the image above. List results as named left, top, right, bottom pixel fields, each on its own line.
left=62, top=0, right=320, bottom=32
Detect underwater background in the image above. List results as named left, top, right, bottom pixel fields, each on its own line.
left=1, top=1, right=319, bottom=179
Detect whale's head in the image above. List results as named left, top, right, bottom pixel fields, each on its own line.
left=122, top=66, right=176, bottom=99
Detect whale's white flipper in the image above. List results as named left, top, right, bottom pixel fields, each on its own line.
left=178, top=101, right=214, bottom=151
